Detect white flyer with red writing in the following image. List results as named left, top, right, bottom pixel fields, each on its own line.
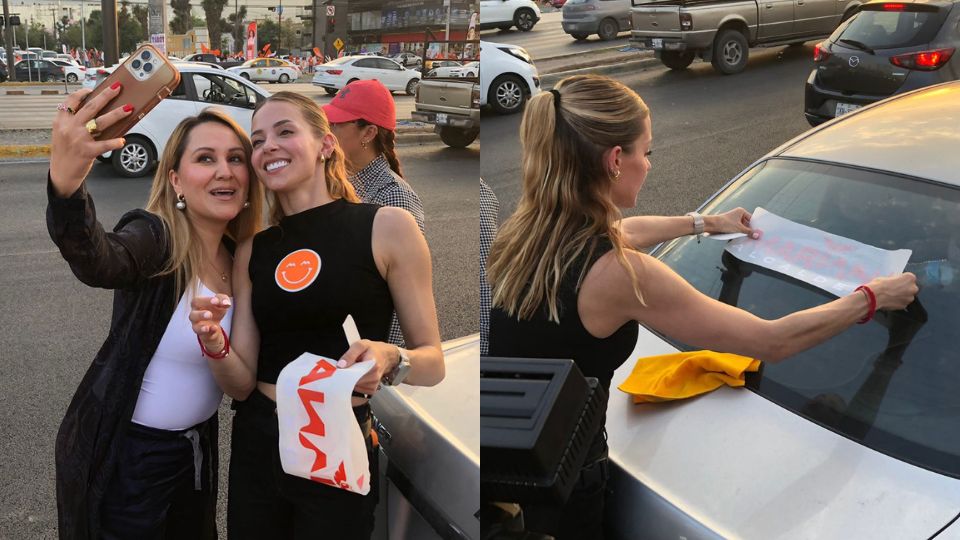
left=724, top=207, right=912, bottom=296
left=276, top=353, right=374, bottom=495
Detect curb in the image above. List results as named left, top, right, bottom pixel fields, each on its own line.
left=540, top=52, right=660, bottom=88
left=538, top=45, right=625, bottom=64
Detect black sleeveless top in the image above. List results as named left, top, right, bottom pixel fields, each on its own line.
left=250, top=199, right=394, bottom=383
left=488, top=237, right=639, bottom=397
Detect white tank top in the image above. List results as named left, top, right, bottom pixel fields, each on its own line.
left=132, top=283, right=233, bottom=430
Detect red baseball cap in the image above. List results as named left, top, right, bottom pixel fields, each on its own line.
left=322, top=79, right=397, bottom=132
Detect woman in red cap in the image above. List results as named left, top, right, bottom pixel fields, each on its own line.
left=324, top=79, right=425, bottom=346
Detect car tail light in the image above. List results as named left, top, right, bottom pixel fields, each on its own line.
left=325, top=69, right=343, bottom=75
left=472, top=85, right=480, bottom=108
left=881, top=3, right=906, bottom=10
left=679, top=13, right=693, bottom=31
left=890, top=48, right=954, bottom=70
left=98, top=68, right=109, bottom=75
left=814, top=42, right=832, bottom=62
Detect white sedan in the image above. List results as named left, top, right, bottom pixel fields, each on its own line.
left=227, top=58, right=301, bottom=84
left=312, top=55, right=421, bottom=96
left=50, top=59, right=86, bottom=84
left=450, top=62, right=479, bottom=78
left=425, top=61, right=464, bottom=78
left=100, top=64, right=270, bottom=177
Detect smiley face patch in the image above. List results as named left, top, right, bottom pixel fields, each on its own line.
left=275, top=249, right=321, bottom=292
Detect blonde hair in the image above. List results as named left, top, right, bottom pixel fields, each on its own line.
left=252, top=91, right=358, bottom=225
left=488, top=74, right=649, bottom=323
left=144, top=108, right=265, bottom=301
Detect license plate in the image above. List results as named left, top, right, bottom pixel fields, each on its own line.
left=436, top=113, right=448, bottom=125
left=835, top=102, right=861, bottom=117
left=651, top=38, right=663, bottom=49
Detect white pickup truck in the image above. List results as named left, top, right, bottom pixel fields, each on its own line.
left=630, top=0, right=861, bottom=74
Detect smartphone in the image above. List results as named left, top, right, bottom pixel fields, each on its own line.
left=80, top=44, right=181, bottom=141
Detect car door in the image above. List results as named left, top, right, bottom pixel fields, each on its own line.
left=374, top=58, right=407, bottom=90
left=251, top=59, right=268, bottom=81
left=758, top=0, right=796, bottom=39
left=190, top=72, right=261, bottom=131
left=351, top=57, right=379, bottom=83
left=480, top=0, right=509, bottom=25
left=794, top=0, right=839, bottom=35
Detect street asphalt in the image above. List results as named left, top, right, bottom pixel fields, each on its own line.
left=0, top=139, right=478, bottom=537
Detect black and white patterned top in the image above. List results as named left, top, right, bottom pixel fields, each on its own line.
left=480, top=178, right=499, bottom=356
left=351, top=154, right=426, bottom=347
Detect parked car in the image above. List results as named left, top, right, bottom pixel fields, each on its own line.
left=480, top=40, right=541, bottom=114
left=227, top=57, right=301, bottom=83
left=0, top=60, right=6, bottom=83
left=804, top=0, right=960, bottom=126
left=82, top=64, right=118, bottom=89
left=391, top=51, right=423, bottom=68
left=562, top=0, right=633, bottom=41
left=423, top=59, right=463, bottom=72
left=182, top=52, right=244, bottom=69
left=426, top=61, right=465, bottom=77
left=14, top=59, right=65, bottom=82
left=99, top=64, right=270, bottom=177
left=478, top=0, right=543, bottom=31
left=630, top=0, right=861, bottom=74
left=312, top=55, right=421, bottom=96
left=50, top=59, right=86, bottom=83
left=604, top=80, right=960, bottom=539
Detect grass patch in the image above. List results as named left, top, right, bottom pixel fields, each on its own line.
left=0, top=145, right=50, bottom=158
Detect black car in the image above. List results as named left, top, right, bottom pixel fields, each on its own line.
left=14, top=59, right=65, bottom=82
left=0, top=60, right=7, bottom=83
left=804, top=0, right=960, bottom=126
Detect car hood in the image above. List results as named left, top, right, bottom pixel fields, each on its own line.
left=605, top=325, right=960, bottom=539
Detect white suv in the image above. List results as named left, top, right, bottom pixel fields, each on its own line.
left=478, top=0, right=542, bottom=32
left=101, top=64, right=270, bottom=177
left=480, top=41, right=541, bottom=114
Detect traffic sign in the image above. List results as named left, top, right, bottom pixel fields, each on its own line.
left=334, top=38, right=344, bottom=51
left=326, top=5, right=335, bottom=16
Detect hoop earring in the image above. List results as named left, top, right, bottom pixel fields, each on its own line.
left=176, top=193, right=186, bottom=211
left=610, top=169, right=621, bottom=182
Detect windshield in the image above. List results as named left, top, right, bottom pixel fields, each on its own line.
left=655, top=158, right=960, bottom=478
left=836, top=7, right=946, bottom=49
left=326, top=57, right=353, bottom=65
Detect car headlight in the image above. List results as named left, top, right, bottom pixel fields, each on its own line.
left=499, top=46, right=533, bottom=65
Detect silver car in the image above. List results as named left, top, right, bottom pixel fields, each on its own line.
left=605, top=81, right=960, bottom=539
left=562, top=0, right=633, bottom=41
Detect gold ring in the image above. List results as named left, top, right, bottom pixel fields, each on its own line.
left=85, top=119, right=98, bottom=134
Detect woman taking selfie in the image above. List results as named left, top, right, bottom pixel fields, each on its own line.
left=47, top=85, right=263, bottom=539
left=188, top=92, right=444, bottom=539
left=486, top=74, right=918, bottom=539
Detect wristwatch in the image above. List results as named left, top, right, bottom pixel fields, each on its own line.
left=382, top=346, right=412, bottom=386
left=685, top=211, right=705, bottom=236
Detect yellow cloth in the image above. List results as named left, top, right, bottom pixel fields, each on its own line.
left=618, top=351, right=761, bottom=403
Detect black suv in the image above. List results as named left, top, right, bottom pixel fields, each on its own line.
left=804, top=0, right=959, bottom=126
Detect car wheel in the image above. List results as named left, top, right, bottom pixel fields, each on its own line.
left=438, top=126, right=479, bottom=148
left=279, top=73, right=290, bottom=83
left=466, top=71, right=476, bottom=77
left=405, top=78, right=419, bottom=96
left=112, top=136, right=155, bottom=178
left=598, top=18, right=618, bottom=41
left=67, top=73, right=78, bottom=83
left=711, top=29, right=749, bottom=75
left=45, top=74, right=56, bottom=82
left=515, top=8, right=536, bottom=31
left=571, top=33, right=590, bottom=41
left=324, top=87, right=338, bottom=95
left=489, top=74, right=526, bottom=115
left=240, top=72, right=250, bottom=80
left=660, top=50, right=695, bottom=70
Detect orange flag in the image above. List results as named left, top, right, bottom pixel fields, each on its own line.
left=313, top=47, right=321, bottom=57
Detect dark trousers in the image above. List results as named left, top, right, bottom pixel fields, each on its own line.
left=99, top=418, right=218, bottom=540
left=227, top=388, right=379, bottom=540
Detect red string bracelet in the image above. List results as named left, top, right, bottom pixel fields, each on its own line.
left=197, top=327, right=230, bottom=359
left=855, top=285, right=877, bottom=324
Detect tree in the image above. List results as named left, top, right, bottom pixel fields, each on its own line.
left=226, top=6, right=247, bottom=47
left=201, top=0, right=229, bottom=50
left=170, top=0, right=193, bottom=33
left=256, top=19, right=278, bottom=52
left=131, top=5, right=149, bottom=35
left=118, top=1, right=146, bottom=52
left=13, top=21, right=49, bottom=50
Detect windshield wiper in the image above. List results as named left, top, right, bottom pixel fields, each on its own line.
left=838, top=38, right=875, bottom=54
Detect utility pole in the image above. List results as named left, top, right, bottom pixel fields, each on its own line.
left=234, top=0, right=238, bottom=53
left=278, top=0, right=282, bottom=52
left=81, top=1, right=86, bottom=56
left=444, top=0, right=451, bottom=56
left=2, top=0, right=16, bottom=81
left=101, top=0, right=118, bottom=65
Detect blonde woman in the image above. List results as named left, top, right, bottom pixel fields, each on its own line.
left=47, top=85, right=263, bottom=539
left=187, top=92, right=443, bottom=539
left=486, top=74, right=917, bottom=539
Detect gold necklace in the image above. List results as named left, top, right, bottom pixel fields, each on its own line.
left=208, top=259, right=228, bottom=282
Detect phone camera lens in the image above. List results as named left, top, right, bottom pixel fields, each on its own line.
left=143, top=62, right=153, bottom=73
left=141, top=51, right=152, bottom=61
left=132, top=59, right=141, bottom=69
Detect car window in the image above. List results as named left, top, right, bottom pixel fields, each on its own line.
left=168, top=79, right=188, bottom=100
left=375, top=58, right=401, bottom=70
left=354, top=58, right=377, bottom=68
left=655, top=158, right=960, bottom=479
left=192, top=73, right=259, bottom=108
left=253, top=60, right=267, bottom=67
left=837, top=7, right=948, bottom=49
